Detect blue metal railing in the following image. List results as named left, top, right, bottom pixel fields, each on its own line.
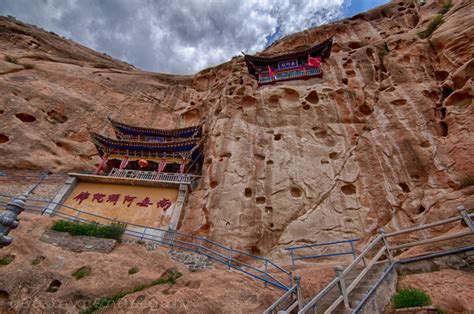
left=0, top=193, right=292, bottom=291
left=285, top=238, right=360, bottom=270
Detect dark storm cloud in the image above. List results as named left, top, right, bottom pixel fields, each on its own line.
left=0, top=0, right=348, bottom=74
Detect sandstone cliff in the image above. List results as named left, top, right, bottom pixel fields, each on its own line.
left=0, top=0, right=473, bottom=258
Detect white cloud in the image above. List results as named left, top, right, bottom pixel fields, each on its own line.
left=0, top=0, right=348, bottom=74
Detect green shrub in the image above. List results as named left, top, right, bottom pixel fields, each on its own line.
left=80, top=270, right=181, bottom=314
left=378, top=42, right=390, bottom=60
left=438, top=0, right=453, bottom=14
left=92, top=63, right=110, bottom=69
left=128, top=267, right=139, bottom=275
left=0, top=254, right=15, bottom=266
left=72, top=266, right=92, bottom=280
left=4, top=55, right=17, bottom=64
left=23, top=63, right=34, bottom=69
left=418, top=14, right=444, bottom=39
left=393, top=288, right=432, bottom=309
left=51, top=220, right=126, bottom=241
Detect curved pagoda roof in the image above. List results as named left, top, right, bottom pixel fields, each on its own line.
left=244, top=37, right=333, bottom=77
left=91, top=132, right=201, bottom=158
left=108, top=117, right=202, bottom=139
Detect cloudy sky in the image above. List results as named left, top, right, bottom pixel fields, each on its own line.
left=1, top=0, right=388, bottom=74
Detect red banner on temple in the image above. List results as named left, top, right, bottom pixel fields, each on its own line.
left=308, top=56, right=321, bottom=68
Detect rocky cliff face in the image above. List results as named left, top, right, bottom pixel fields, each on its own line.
left=0, top=0, right=473, bottom=257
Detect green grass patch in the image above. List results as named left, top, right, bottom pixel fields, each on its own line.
left=0, top=254, right=15, bottom=266
left=80, top=270, right=181, bottom=314
left=92, top=63, right=110, bottom=69
left=23, top=63, right=34, bottom=69
left=418, top=14, right=444, bottom=39
left=31, top=255, right=46, bottom=266
left=128, top=267, right=139, bottom=275
left=4, top=55, right=17, bottom=64
left=51, top=220, right=126, bottom=241
left=378, top=42, right=390, bottom=60
left=438, top=0, right=453, bottom=14
left=72, top=266, right=92, bottom=280
left=393, top=287, right=432, bottom=309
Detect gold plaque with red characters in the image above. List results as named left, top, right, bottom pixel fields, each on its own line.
left=63, top=182, right=179, bottom=228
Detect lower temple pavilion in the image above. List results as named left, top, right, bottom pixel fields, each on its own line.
left=44, top=118, right=204, bottom=235
left=91, top=117, right=204, bottom=182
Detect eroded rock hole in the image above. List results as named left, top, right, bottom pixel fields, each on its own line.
left=0, top=134, right=9, bottom=144
left=256, top=197, right=266, bottom=204
left=290, top=186, right=302, bottom=198
left=269, top=223, right=274, bottom=228
left=441, top=86, right=453, bottom=99
left=391, top=99, right=407, bottom=106
left=47, top=110, right=68, bottom=123
left=342, top=78, right=348, bottom=85
left=438, top=122, right=448, bottom=137
left=434, top=70, right=449, bottom=81
left=266, top=160, right=274, bottom=165
left=359, top=104, right=373, bottom=115
left=417, top=205, right=426, bottom=214
left=15, top=113, right=36, bottom=123
left=329, top=152, right=338, bottom=160
left=274, top=134, right=282, bottom=141
left=305, top=90, right=319, bottom=104
left=439, top=107, right=447, bottom=119
left=210, top=181, right=218, bottom=189
left=302, top=103, right=311, bottom=110
left=265, top=206, right=273, bottom=214
left=348, top=42, right=362, bottom=49
left=341, top=184, right=356, bottom=195
left=0, top=290, right=9, bottom=309
left=47, top=280, right=61, bottom=293
left=244, top=188, right=252, bottom=198
left=255, top=154, right=265, bottom=161
left=399, top=183, right=411, bottom=193
left=0, top=110, right=4, bottom=114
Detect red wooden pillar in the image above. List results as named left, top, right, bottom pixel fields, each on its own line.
left=119, top=155, right=129, bottom=169
left=94, top=154, right=108, bottom=175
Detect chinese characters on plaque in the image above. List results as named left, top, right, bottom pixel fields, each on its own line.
left=278, top=59, right=298, bottom=70
left=73, top=191, right=173, bottom=211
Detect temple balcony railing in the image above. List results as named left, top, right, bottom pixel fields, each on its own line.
left=117, top=135, right=201, bottom=143
left=258, top=66, right=322, bottom=85
left=108, top=168, right=193, bottom=184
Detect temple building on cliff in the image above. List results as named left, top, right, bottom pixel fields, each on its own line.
left=92, top=117, right=203, bottom=180
left=45, top=118, right=204, bottom=237
left=243, top=37, right=333, bottom=85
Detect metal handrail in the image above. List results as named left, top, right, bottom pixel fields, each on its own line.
left=0, top=194, right=291, bottom=290
left=286, top=238, right=360, bottom=251
left=286, top=238, right=360, bottom=270
left=264, top=284, right=298, bottom=314
left=298, top=235, right=382, bottom=313
left=298, top=206, right=473, bottom=313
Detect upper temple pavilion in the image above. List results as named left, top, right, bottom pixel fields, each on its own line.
left=243, top=37, right=333, bottom=85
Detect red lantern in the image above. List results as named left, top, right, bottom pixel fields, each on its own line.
left=138, top=159, right=148, bottom=168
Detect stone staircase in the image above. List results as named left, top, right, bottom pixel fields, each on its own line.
left=315, top=261, right=390, bottom=313
left=168, top=248, right=213, bottom=271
